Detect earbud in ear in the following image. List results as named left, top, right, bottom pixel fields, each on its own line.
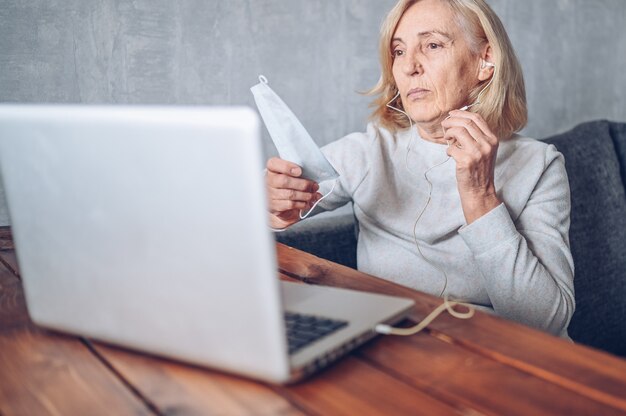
left=481, top=60, right=495, bottom=69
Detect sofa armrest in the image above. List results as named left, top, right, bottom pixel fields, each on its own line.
left=274, top=212, right=358, bottom=269
left=544, top=120, right=626, bottom=356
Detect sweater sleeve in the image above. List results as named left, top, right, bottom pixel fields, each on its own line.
left=457, top=146, right=575, bottom=336
left=312, top=125, right=378, bottom=213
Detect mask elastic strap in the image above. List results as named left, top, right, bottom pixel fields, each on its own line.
left=298, top=178, right=338, bottom=220
left=269, top=178, right=337, bottom=233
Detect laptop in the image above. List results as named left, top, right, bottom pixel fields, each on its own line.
left=0, top=105, right=414, bottom=383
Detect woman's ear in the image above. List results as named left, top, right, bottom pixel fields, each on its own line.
left=478, top=45, right=495, bottom=81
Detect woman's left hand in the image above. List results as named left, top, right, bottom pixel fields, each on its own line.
left=442, top=110, right=502, bottom=224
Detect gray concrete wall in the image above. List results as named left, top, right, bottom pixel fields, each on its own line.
left=0, top=0, right=625, bottom=226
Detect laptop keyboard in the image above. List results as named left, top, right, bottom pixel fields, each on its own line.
left=284, top=312, right=348, bottom=355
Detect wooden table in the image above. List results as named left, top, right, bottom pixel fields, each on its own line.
left=1, top=229, right=626, bottom=415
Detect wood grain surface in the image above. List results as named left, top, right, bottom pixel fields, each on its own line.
left=0, top=255, right=152, bottom=415
left=1, top=231, right=625, bottom=416
left=275, top=243, right=626, bottom=414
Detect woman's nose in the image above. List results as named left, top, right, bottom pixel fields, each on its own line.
left=402, top=51, right=421, bottom=76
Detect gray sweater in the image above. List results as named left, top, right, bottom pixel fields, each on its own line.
left=316, top=123, right=575, bottom=338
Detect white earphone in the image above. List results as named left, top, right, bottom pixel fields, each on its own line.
left=481, top=59, right=495, bottom=69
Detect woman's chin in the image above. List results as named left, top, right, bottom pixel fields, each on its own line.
left=410, top=113, right=447, bottom=128
left=407, top=107, right=445, bottom=122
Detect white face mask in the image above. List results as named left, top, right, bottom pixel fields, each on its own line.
left=250, top=75, right=339, bottom=184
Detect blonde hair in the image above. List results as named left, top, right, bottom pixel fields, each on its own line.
left=368, top=0, right=527, bottom=140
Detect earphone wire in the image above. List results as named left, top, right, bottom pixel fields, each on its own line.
left=386, top=93, right=450, bottom=297
left=377, top=63, right=497, bottom=333
left=385, top=62, right=497, bottom=297
left=458, top=62, right=497, bottom=112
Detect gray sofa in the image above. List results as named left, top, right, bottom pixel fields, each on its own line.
left=276, top=120, right=626, bottom=357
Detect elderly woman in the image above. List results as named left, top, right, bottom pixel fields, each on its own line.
left=265, top=0, right=575, bottom=338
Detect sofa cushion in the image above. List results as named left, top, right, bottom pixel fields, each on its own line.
left=610, top=122, right=626, bottom=185
left=275, top=212, right=358, bottom=269
left=544, top=120, right=626, bottom=356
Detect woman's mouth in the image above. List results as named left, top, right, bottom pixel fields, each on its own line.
left=407, top=88, right=430, bottom=100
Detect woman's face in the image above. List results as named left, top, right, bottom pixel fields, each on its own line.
left=391, top=0, right=482, bottom=130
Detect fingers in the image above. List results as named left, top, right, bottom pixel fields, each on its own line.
left=270, top=199, right=309, bottom=215
left=266, top=157, right=318, bottom=192
left=267, top=157, right=302, bottom=177
left=442, top=110, right=499, bottom=160
left=443, top=110, right=498, bottom=145
left=267, top=187, right=320, bottom=204
left=266, top=157, right=321, bottom=218
left=443, top=118, right=484, bottom=148
left=269, top=192, right=322, bottom=216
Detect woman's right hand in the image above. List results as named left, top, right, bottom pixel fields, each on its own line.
left=266, top=157, right=321, bottom=230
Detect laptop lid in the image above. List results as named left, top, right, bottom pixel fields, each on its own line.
left=0, top=105, right=291, bottom=382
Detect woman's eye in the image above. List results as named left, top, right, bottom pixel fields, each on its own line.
left=426, top=43, right=442, bottom=50
left=392, top=49, right=405, bottom=58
